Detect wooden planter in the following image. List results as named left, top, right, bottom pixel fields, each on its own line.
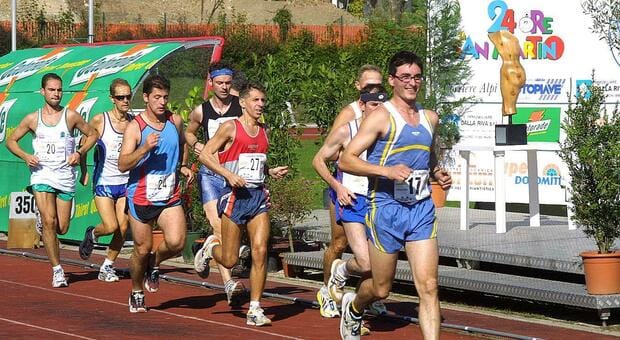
left=430, top=181, right=447, bottom=208
left=580, top=250, right=620, bottom=295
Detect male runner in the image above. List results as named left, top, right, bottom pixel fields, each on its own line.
left=6, top=73, right=97, bottom=287
left=119, top=74, right=193, bottom=312
left=195, top=82, right=289, bottom=326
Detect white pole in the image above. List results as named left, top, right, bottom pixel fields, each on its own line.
left=11, top=0, right=17, bottom=51
left=88, top=0, right=94, bottom=43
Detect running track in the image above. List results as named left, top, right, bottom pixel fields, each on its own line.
left=0, top=243, right=615, bottom=339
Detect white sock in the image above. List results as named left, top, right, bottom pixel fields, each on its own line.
left=91, top=229, right=98, bottom=242
left=224, top=279, right=234, bottom=293
left=336, top=260, right=350, bottom=279
left=52, top=265, right=62, bottom=272
left=102, top=258, right=114, bottom=268
left=249, top=300, right=260, bottom=310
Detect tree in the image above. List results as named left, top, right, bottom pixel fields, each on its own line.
left=582, top=0, right=620, bottom=51
left=422, top=0, right=472, bottom=152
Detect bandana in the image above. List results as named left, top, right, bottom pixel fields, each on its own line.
left=210, top=68, right=234, bottom=79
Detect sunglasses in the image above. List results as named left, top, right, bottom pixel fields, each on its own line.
left=113, top=95, right=132, bottom=101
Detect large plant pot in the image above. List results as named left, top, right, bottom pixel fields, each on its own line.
left=580, top=250, right=620, bottom=295
left=183, top=231, right=204, bottom=263
left=430, top=181, right=447, bottom=208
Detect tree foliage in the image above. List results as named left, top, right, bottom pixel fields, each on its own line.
left=558, top=76, right=620, bottom=254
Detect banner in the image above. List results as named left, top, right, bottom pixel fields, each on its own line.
left=0, top=41, right=186, bottom=239
left=447, top=0, right=620, bottom=204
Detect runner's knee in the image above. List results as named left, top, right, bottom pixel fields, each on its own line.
left=372, top=281, right=392, bottom=300
left=415, top=276, right=439, bottom=297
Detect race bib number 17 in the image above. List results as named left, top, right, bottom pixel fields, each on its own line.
left=393, top=169, right=430, bottom=204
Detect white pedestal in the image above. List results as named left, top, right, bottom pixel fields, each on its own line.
left=455, top=143, right=560, bottom=233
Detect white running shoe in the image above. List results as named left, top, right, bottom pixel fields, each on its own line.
left=98, top=265, right=120, bottom=282
left=193, top=235, right=220, bottom=279
left=238, top=244, right=251, bottom=260
left=52, top=268, right=68, bottom=288
left=317, top=285, right=340, bottom=318
left=246, top=306, right=272, bottom=326
left=226, top=280, right=246, bottom=306
left=328, top=259, right=347, bottom=303
left=367, top=300, right=387, bottom=315
left=340, top=293, right=362, bottom=340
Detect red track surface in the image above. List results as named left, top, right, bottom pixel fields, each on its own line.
left=0, top=243, right=615, bottom=339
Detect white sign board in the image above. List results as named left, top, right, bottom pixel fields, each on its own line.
left=447, top=0, right=620, bottom=203
left=9, top=192, right=38, bottom=219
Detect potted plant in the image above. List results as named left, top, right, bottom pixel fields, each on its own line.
left=558, top=76, right=620, bottom=294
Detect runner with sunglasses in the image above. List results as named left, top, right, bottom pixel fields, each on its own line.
left=78, top=78, right=134, bottom=282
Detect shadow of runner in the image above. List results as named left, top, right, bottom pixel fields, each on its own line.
left=152, top=294, right=221, bottom=310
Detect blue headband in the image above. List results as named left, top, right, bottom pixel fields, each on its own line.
left=210, top=68, right=234, bottom=78
left=360, top=92, right=388, bottom=103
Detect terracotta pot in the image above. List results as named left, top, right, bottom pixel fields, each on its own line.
left=152, top=230, right=165, bottom=253
left=580, top=250, right=620, bottom=295
left=430, top=181, right=447, bottom=208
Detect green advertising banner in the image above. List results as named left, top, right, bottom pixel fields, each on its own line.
left=513, top=107, right=561, bottom=142
left=0, top=42, right=184, bottom=241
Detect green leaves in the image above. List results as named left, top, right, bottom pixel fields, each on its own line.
left=559, top=76, right=620, bottom=254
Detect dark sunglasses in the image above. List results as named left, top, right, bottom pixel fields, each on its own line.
left=113, top=95, right=132, bottom=101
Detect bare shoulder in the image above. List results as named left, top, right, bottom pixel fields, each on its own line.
left=423, top=108, right=439, bottom=125
left=190, top=102, right=204, bottom=121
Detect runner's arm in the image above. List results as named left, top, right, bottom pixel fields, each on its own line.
left=184, top=104, right=203, bottom=156
left=5, top=112, right=37, bottom=164
left=118, top=120, right=152, bottom=172
left=198, top=120, right=245, bottom=187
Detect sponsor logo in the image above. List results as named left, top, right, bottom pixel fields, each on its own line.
left=514, top=164, right=562, bottom=186
left=526, top=110, right=551, bottom=135
left=70, top=45, right=158, bottom=86
left=575, top=79, right=592, bottom=99
left=0, top=49, right=71, bottom=86
left=520, top=79, right=566, bottom=101
left=0, top=98, right=17, bottom=142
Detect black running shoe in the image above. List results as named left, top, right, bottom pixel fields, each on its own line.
left=129, top=291, right=147, bottom=313
left=79, top=226, right=96, bottom=260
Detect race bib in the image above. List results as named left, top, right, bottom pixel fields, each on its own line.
left=393, top=169, right=430, bottom=204
left=146, top=173, right=176, bottom=201
left=207, top=117, right=236, bottom=139
left=34, top=136, right=66, bottom=162
left=238, top=153, right=266, bottom=183
left=342, top=172, right=368, bottom=195
left=109, top=135, right=123, bottom=160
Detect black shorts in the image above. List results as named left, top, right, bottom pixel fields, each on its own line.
left=126, top=199, right=181, bottom=223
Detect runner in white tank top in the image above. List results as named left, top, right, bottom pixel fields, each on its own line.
left=77, top=78, right=133, bottom=283
left=5, top=73, right=97, bottom=288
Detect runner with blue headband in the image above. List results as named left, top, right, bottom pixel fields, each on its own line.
left=185, top=61, right=248, bottom=307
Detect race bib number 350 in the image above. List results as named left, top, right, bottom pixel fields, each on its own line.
left=238, top=153, right=266, bottom=183
left=393, top=169, right=430, bottom=204
left=146, top=173, right=176, bottom=201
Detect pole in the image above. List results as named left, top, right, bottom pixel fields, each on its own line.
left=88, top=0, right=94, bottom=43
left=11, top=0, right=17, bottom=51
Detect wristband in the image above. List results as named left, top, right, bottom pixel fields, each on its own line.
left=192, top=141, right=199, bottom=149
left=76, top=150, right=82, bottom=157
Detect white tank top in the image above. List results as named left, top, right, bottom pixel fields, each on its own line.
left=31, top=108, right=76, bottom=192
left=340, top=118, right=368, bottom=196
left=349, top=101, right=362, bottom=120
left=94, top=112, right=129, bottom=186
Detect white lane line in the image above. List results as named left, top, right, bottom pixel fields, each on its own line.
left=0, top=279, right=302, bottom=339
left=0, top=317, right=96, bottom=339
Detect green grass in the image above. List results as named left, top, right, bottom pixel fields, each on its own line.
left=295, top=139, right=325, bottom=210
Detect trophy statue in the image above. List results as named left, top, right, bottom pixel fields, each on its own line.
left=489, top=30, right=527, bottom=145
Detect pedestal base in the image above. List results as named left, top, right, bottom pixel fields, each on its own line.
left=495, top=124, right=527, bottom=145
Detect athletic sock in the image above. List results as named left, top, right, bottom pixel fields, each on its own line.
left=91, top=229, right=98, bottom=242
left=249, top=300, right=260, bottom=310
left=102, top=258, right=114, bottom=268
left=336, top=260, right=350, bottom=279
left=52, top=264, right=62, bottom=272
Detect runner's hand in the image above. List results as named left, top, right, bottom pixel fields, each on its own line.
left=24, top=154, right=39, bottom=168
left=435, top=169, right=452, bottom=190
left=385, top=164, right=412, bottom=182
left=269, top=166, right=289, bottom=179
left=144, top=133, right=159, bottom=151
left=180, top=166, right=194, bottom=186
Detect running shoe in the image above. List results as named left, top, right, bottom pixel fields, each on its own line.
left=328, top=259, right=347, bottom=303
left=144, top=254, right=160, bottom=293
left=246, top=306, right=272, bottom=326
left=52, top=268, right=68, bottom=288
left=129, top=291, right=147, bottom=313
left=98, top=264, right=120, bottom=282
left=79, top=226, right=96, bottom=260
left=238, top=244, right=251, bottom=261
left=367, top=300, right=387, bottom=316
left=340, top=293, right=362, bottom=340
left=34, top=209, right=43, bottom=236
left=317, top=285, right=340, bottom=318
left=193, top=235, right=220, bottom=279
left=226, top=280, right=246, bottom=307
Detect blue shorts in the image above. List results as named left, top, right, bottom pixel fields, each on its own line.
left=94, top=184, right=127, bottom=201
left=218, top=186, right=270, bottom=225
left=365, top=197, right=436, bottom=254
left=336, top=195, right=368, bottom=225
left=328, top=187, right=337, bottom=205
left=198, top=165, right=226, bottom=203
